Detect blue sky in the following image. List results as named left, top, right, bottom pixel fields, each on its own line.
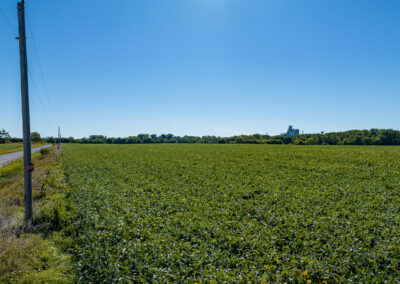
left=1, top=0, right=399, bottom=138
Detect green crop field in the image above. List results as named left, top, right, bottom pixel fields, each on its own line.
left=61, top=144, right=400, bottom=282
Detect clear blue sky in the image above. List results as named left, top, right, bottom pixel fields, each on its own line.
left=1, top=0, right=399, bottom=138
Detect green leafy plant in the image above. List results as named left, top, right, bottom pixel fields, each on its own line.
left=61, top=144, right=400, bottom=282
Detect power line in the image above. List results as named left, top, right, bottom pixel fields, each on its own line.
left=28, top=69, right=53, bottom=128
left=26, top=12, right=57, bottom=122
left=0, top=7, right=17, bottom=37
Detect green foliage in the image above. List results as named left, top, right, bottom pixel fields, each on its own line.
left=0, top=128, right=10, bottom=138
left=0, top=149, right=74, bottom=283
left=235, top=135, right=266, bottom=144
left=62, top=144, right=400, bottom=282
left=31, top=131, right=43, bottom=142
left=40, top=147, right=51, bottom=159
left=294, top=139, right=305, bottom=145
left=266, top=138, right=283, bottom=144
left=282, top=136, right=294, bottom=144
left=0, top=234, right=73, bottom=283
left=45, top=129, right=400, bottom=145
left=35, top=165, right=73, bottom=233
left=0, top=128, right=10, bottom=143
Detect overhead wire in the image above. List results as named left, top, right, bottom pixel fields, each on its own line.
left=26, top=11, right=57, bottom=123
left=1, top=5, right=55, bottom=133
left=0, top=7, right=17, bottom=37
left=28, top=69, right=54, bottom=129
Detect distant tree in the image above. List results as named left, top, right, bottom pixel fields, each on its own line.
left=362, top=137, right=373, bottom=145
left=282, top=136, right=293, bottom=144
left=31, top=132, right=42, bottom=142
left=45, top=136, right=56, bottom=143
left=294, top=139, right=305, bottom=145
left=10, top=137, right=23, bottom=143
left=266, top=139, right=283, bottom=144
left=235, top=135, right=255, bottom=144
left=378, top=129, right=400, bottom=145
left=32, top=128, right=400, bottom=145
left=217, top=137, right=228, bottom=144
left=126, top=136, right=137, bottom=144
left=370, top=128, right=380, bottom=136
left=115, top=137, right=127, bottom=144
left=305, top=138, right=315, bottom=145
left=106, top=138, right=115, bottom=144
left=0, top=129, right=10, bottom=138
left=0, top=129, right=10, bottom=143
left=137, top=134, right=150, bottom=143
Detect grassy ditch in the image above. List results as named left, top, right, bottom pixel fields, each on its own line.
left=0, top=146, right=73, bottom=283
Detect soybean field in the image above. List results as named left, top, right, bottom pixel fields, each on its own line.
left=62, top=144, right=400, bottom=282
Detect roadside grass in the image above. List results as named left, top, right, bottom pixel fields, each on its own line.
left=0, top=146, right=73, bottom=283
left=0, top=143, right=47, bottom=156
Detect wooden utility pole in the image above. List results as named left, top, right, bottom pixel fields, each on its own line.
left=58, top=126, right=61, bottom=149
left=17, top=0, right=33, bottom=225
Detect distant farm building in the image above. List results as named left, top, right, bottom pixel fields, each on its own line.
left=283, top=125, right=300, bottom=137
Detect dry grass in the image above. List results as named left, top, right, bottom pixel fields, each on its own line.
left=0, top=146, right=73, bottom=283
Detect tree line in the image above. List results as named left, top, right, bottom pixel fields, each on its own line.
left=2, top=128, right=400, bottom=145
left=45, top=129, right=400, bottom=145
left=0, top=130, right=42, bottom=144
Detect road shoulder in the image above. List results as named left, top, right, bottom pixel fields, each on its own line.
left=0, top=146, right=74, bottom=283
